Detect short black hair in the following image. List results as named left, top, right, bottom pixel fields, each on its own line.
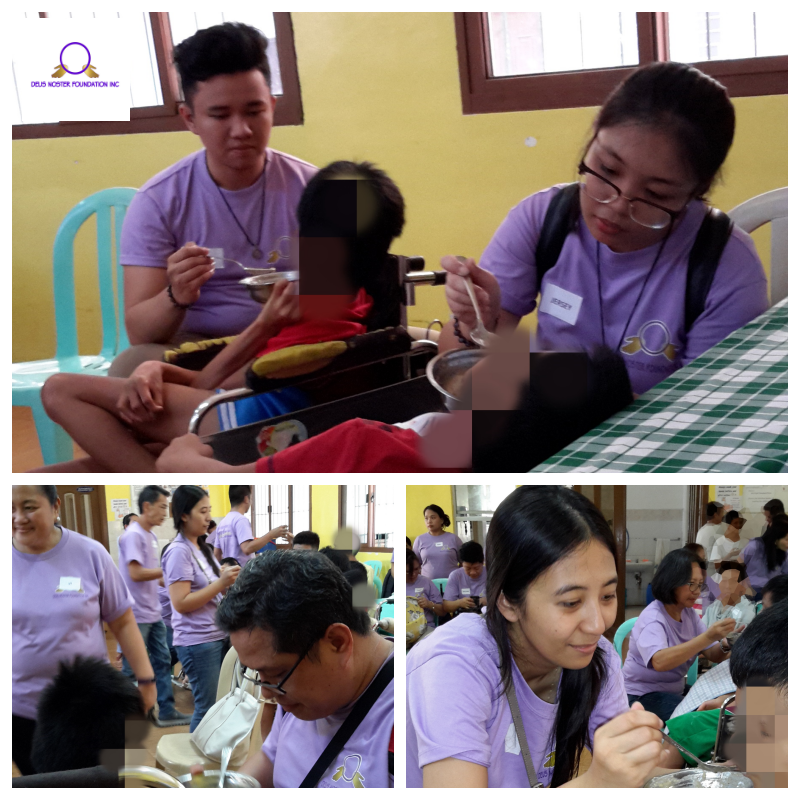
left=293, top=531, right=320, bottom=550
left=229, top=485, right=251, bottom=506
left=652, top=548, right=704, bottom=604
left=406, top=536, right=412, bottom=548
left=717, top=560, right=747, bottom=581
left=122, top=513, right=138, bottom=529
left=724, top=510, right=740, bottom=524
left=216, top=551, right=370, bottom=656
left=730, top=599, right=787, bottom=692
left=682, top=542, right=707, bottom=569
left=138, top=485, right=170, bottom=514
left=172, top=22, right=271, bottom=107
left=343, top=567, right=369, bottom=588
left=35, top=486, right=59, bottom=506
left=762, top=574, right=788, bottom=605
left=459, top=540, right=484, bottom=564
left=319, top=546, right=351, bottom=573
left=763, top=499, right=785, bottom=516
left=706, top=502, right=722, bottom=518
left=30, top=656, right=144, bottom=773
left=219, top=556, right=240, bottom=568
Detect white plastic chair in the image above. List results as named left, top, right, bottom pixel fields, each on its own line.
left=728, top=187, right=788, bottom=306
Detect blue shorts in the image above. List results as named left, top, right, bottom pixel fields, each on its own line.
left=216, top=387, right=310, bottom=431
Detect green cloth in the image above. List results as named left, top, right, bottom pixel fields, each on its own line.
left=532, top=299, right=787, bottom=473
left=666, top=709, right=733, bottom=765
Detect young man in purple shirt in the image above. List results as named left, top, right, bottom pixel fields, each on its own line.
left=216, top=551, right=394, bottom=788
left=118, top=485, right=192, bottom=726
left=442, top=540, right=487, bottom=614
left=211, top=485, right=288, bottom=567
left=110, top=22, right=317, bottom=376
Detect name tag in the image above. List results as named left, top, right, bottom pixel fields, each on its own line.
left=58, top=576, right=81, bottom=592
left=435, top=542, right=443, bottom=547
left=415, top=587, right=423, bottom=595
left=540, top=282, right=583, bottom=326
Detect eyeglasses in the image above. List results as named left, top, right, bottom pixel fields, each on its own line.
left=578, top=161, right=684, bottom=230
left=685, top=581, right=708, bottom=593
left=239, top=647, right=309, bottom=695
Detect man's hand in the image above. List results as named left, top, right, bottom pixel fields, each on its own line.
left=457, top=597, right=477, bottom=609
left=166, top=242, right=215, bottom=306
left=268, top=524, right=291, bottom=542
left=156, top=433, right=215, bottom=472
left=697, top=694, right=735, bottom=712
left=117, top=361, right=165, bottom=424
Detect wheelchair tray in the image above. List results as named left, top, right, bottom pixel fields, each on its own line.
left=203, top=374, right=447, bottom=465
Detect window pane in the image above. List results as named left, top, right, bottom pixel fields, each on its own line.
left=345, top=485, right=369, bottom=547
left=291, top=484, right=311, bottom=535
left=488, top=11, right=638, bottom=78
left=453, top=484, right=517, bottom=547
left=169, top=11, right=283, bottom=96
left=668, top=11, right=787, bottom=62
left=373, top=486, right=400, bottom=550
left=270, top=485, right=290, bottom=533
left=253, top=485, right=271, bottom=534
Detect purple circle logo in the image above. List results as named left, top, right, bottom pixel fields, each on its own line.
left=59, top=42, right=92, bottom=75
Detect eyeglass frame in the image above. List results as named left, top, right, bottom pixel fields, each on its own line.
left=239, top=645, right=311, bottom=695
left=577, top=161, right=686, bottom=230
left=684, top=581, right=708, bottom=593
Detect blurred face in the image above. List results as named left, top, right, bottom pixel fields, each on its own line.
left=775, top=534, right=788, bottom=552
left=180, top=69, right=276, bottom=184
left=763, top=508, right=771, bottom=524
left=424, top=509, right=444, bottom=532
left=719, top=569, right=745, bottom=606
left=12, top=486, right=60, bottom=544
left=407, top=558, right=421, bottom=583
left=501, top=539, right=618, bottom=672
left=730, top=685, right=788, bottom=788
left=673, top=563, right=704, bottom=607
left=762, top=592, right=774, bottom=610
left=230, top=624, right=356, bottom=721
left=181, top=496, right=212, bottom=538
left=463, top=561, right=484, bottom=580
left=142, top=495, right=169, bottom=528
left=580, top=124, right=697, bottom=253
left=696, top=546, right=707, bottom=563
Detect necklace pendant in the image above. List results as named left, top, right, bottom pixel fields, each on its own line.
left=252, top=247, right=263, bottom=259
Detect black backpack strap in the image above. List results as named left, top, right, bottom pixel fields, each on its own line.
left=299, top=658, right=394, bottom=788
left=684, top=207, right=733, bottom=332
left=535, top=182, right=582, bottom=289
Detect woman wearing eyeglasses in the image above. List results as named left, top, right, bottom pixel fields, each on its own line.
left=439, top=61, right=768, bottom=396
left=622, top=548, right=736, bottom=720
left=161, top=485, right=241, bottom=731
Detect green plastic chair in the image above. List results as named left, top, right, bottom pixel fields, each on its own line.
left=431, top=578, right=448, bottom=598
left=373, top=574, right=382, bottom=598
left=613, top=616, right=637, bottom=663
left=12, top=187, right=137, bottom=464
left=686, top=657, right=699, bottom=687
left=364, top=559, right=383, bottom=580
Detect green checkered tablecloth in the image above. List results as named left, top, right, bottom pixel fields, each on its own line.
left=532, top=299, right=788, bottom=473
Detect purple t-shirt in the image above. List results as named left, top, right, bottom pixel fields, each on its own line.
left=158, top=584, right=173, bottom=629
left=740, top=537, right=788, bottom=592
left=214, top=510, right=254, bottom=567
left=443, top=566, right=487, bottom=602
left=161, top=535, right=226, bottom=647
left=622, top=600, right=708, bottom=696
left=482, top=185, right=768, bottom=395
left=262, top=653, right=394, bottom=788
left=413, top=532, right=461, bottom=579
left=118, top=521, right=162, bottom=624
left=407, top=614, right=627, bottom=787
left=12, top=527, right=133, bottom=719
left=406, top=576, right=443, bottom=628
left=120, top=148, right=317, bottom=338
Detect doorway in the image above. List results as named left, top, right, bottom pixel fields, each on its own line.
left=55, top=485, right=109, bottom=552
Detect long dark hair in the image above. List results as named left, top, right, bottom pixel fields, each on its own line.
left=171, top=486, right=220, bottom=578
left=761, top=518, right=787, bottom=572
left=485, top=486, right=616, bottom=787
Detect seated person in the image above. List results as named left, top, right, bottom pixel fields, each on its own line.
left=290, top=531, right=320, bottom=551
left=406, top=551, right=444, bottom=629
left=215, top=551, right=394, bottom=788
left=702, top=562, right=755, bottom=629
left=37, top=161, right=405, bottom=472
left=442, top=540, right=486, bottom=614
left=111, top=22, right=317, bottom=377
left=380, top=553, right=394, bottom=599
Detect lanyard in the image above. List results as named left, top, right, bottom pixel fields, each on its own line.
left=505, top=677, right=544, bottom=788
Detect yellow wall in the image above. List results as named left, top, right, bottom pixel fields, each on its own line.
left=13, top=13, right=788, bottom=361
left=311, top=484, right=340, bottom=548
left=406, top=484, right=454, bottom=544
left=104, top=484, right=132, bottom=521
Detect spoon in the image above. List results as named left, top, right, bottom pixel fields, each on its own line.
left=455, top=256, right=497, bottom=347
left=218, top=745, right=233, bottom=788
left=661, top=730, right=729, bottom=773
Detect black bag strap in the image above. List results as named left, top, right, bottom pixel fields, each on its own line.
left=299, top=658, right=394, bottom=788
left=684, top=207, right=733, bottom=331
left=534, top=183, right=733, bottom=334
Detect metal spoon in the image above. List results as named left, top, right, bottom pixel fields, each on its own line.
left=218, top=745, right=233, bottom=788
left=661, top=730, right=729, bottom=773
left=455, top=257, right=497, bottom=347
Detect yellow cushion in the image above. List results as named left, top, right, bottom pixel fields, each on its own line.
left=250, top=340, right=348, bottom=379
left=163, top=336, right=237, bottom=364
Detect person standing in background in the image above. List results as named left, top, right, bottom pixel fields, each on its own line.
left=413, top=505, right=461, bottom=580
left=118, top=485, right=192, bottom=726
left=760, top=499, right=785, bottom=535
left=695, top=501, right=730, bottom=554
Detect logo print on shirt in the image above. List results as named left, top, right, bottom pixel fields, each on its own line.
left=620, top=320, right=679, bottom=362
left=543, top=750, right=556, bottom=768
left=332, top=753, right=366, bottom=787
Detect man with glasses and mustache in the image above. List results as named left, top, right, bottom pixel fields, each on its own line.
left=214, top=551, right=394, bottom=788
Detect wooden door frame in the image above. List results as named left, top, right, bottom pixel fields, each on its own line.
left=55, top=485, right=109, bottom=551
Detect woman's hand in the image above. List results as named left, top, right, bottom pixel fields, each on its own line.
left=705, top=617, right=737, bottom=643
left=166, top=242, right=215, bottom=306
left=417, top=596, right=434, bottom=610
left=256, top=279, right=301, bottom=336
left=441, top=255, right=501, bottom=332
left=585, top=703, right=667, bottom=788
left=117, top=361, right=165, bottom=424
left=219, top=564, right=241, bottom=588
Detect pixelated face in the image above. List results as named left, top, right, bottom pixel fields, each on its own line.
left=12, top=485, right=60, bottom=542
left=463, top=561, right=484, bottom=580
left=293, top=544, right=314, bottom=551
left=729, top=685, right=788, bottom=787
left=719, top=568, right=745, bottom=606
left=502, top=539, right=618, bottom=672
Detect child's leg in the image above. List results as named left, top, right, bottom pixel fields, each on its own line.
left=40, top=373, right=214, bottom=472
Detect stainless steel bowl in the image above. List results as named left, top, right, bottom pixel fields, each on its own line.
left=426, top=349, right=486, bottom=409
left=644, top=769, right=753, bottom=788
left=243, top=266, right=277, bottom=277
left=240, top=270, right=299, bottom=304
left=176, top=770, right=261, bottom=788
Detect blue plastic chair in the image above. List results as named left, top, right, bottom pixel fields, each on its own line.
left=613, top=616, right=638, bottom=662
left=12, top=187, right=137, bottom=464
left=364, top=559, right=383, bottom=580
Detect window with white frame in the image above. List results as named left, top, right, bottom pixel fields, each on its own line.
left=342, top=485, right=397, bottom=549
left=252, top=485, right=310, bottom=545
